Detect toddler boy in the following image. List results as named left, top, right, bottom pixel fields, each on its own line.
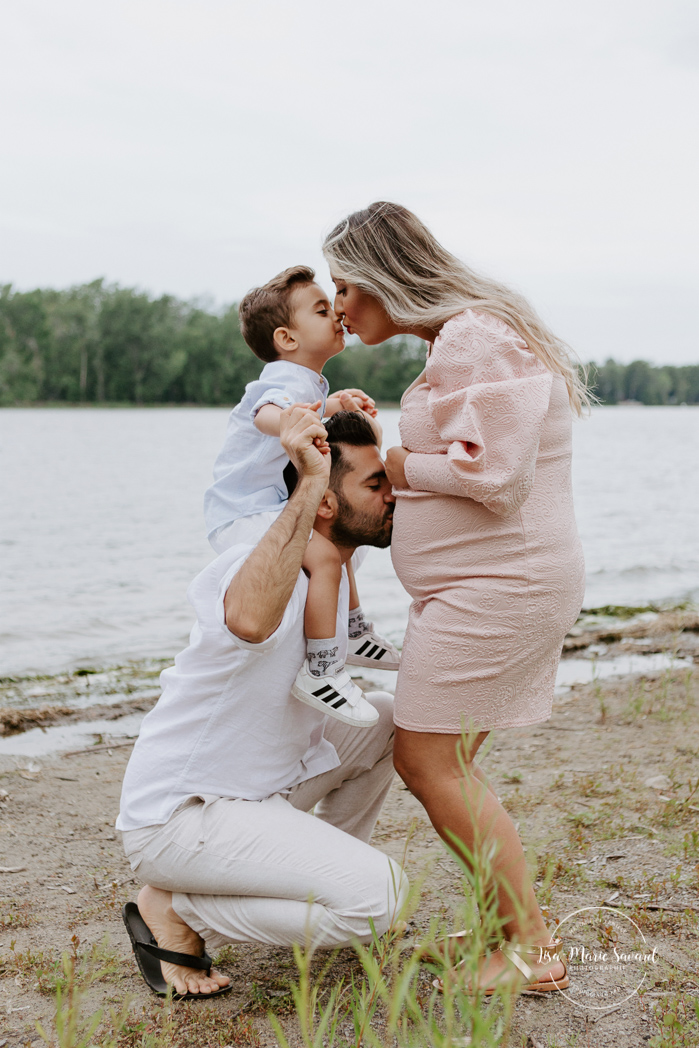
left=204, top=265, right=400, bottom=726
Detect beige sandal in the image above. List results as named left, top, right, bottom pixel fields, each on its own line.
left=433, top=937, right=569, bottom=996
left=414, top=928, right=475, bottom=965
left=414, top=927, right=503, bottom=966
left=500, top=938, right=569, bottom=994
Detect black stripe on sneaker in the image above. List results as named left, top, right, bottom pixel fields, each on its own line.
left=366, top=644, right=379, bottom=659
left=312, top=684, right=334, bottom=697
left=330, top=696, right=347, bottom=709
left=374, top=648, right=387, bottom=660
left=355, top=639, right=371, bottom=656
left=317, top=688, right=342, bottom=706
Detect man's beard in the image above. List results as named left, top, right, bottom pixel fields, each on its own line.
left=330, top=490, right=393, bottom=549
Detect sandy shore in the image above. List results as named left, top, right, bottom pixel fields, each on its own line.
left=1, top=609, right=698, bottom=1047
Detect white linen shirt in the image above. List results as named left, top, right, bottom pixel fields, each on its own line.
left=116, top=544, right=365, bottom=832
left=204, top=361, right=329, bottom=539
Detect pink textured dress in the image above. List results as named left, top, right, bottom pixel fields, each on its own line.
left=391, top=309, right=586, bottom=732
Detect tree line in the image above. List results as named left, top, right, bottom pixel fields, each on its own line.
left=1, top=280, right=697, bottom=406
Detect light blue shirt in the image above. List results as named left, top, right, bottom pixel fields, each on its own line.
left=204, top=361, right=329, bottom=539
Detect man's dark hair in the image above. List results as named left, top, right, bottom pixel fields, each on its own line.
left=238, top=265, right=316, bottom=363
left=283, top=411, right=378, bottom=497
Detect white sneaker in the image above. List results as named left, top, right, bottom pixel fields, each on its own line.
left=292, top=660, right=380, bottom=727
left=346, top=630, right=401, bottom=671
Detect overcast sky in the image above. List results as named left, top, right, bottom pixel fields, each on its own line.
left=1, top=0, right=697, bottom=363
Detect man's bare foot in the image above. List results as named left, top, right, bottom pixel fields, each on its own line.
left=137, top=885, right=230, bottom=996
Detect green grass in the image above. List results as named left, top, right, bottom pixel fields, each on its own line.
left=2, top=933, right=123, bottom=997
left=649, top=991, right=699, bottom=1047
left=23, top=827, right=532, bottom=1048
left=0, top=896, right=34, bottom=930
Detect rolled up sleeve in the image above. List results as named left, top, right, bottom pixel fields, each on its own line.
left=214, top=550, right=306, bottom=652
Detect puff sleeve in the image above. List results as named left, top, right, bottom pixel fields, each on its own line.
left=403, top=311, right=554, bottom=516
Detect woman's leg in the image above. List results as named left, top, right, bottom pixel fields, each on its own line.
left=393, top=727, right=564, bottom=985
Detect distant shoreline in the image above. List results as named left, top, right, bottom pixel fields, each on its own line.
left=2, top=602, right=695, bottom=689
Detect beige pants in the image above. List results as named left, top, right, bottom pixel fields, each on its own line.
left=122, top=692, right=408, bottom=951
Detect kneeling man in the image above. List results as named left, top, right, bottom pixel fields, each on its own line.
left=117, top=408, right=407, bottom=999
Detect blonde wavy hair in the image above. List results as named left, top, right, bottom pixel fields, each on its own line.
left=323, top=201, right=590, bottom=416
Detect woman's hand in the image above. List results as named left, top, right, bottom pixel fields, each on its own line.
left=385, top=446, right=411, bottom=489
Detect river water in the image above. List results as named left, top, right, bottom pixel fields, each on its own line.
left=1, top=405, right=698, bottom=678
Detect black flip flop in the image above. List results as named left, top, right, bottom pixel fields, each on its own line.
left=122, top=901, right=233, bottom=1001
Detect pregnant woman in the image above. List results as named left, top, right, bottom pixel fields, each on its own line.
left=323, top=202, right=587, bottom=994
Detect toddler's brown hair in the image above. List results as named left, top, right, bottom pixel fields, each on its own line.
left=238, top=265, right=316, bottom=362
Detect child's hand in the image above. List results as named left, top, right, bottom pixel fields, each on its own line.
left=325, top=392, right=350, bottom=415
left=326, top=389, right=377, bottom=417
left=342, top=388, right=377, bottom=416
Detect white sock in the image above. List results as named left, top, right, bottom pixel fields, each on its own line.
left=348, top=605, right=373, bottom=640
left=307, top=639, right=342, bottom=677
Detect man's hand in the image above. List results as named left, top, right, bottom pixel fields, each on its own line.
left=385, top=445, right=411, bottom=489
left=224, top=404, right=332, bottom=645
left=279, top=402, right=331, bottom=481
left=326, top=388, right=378, bottom=417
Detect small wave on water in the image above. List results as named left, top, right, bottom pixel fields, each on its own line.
left=591, top=563, right=695, bottom=577
left=582, top=566, right=699, bottom=610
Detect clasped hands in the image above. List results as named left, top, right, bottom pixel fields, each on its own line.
left=325, top=387, right=377, bottom=418
left=328, top=389, right=410, bottom=488
left=279, top=391, right=411, bottom=490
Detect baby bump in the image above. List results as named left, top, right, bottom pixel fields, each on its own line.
left=390, top=492, right=525, bottom=598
